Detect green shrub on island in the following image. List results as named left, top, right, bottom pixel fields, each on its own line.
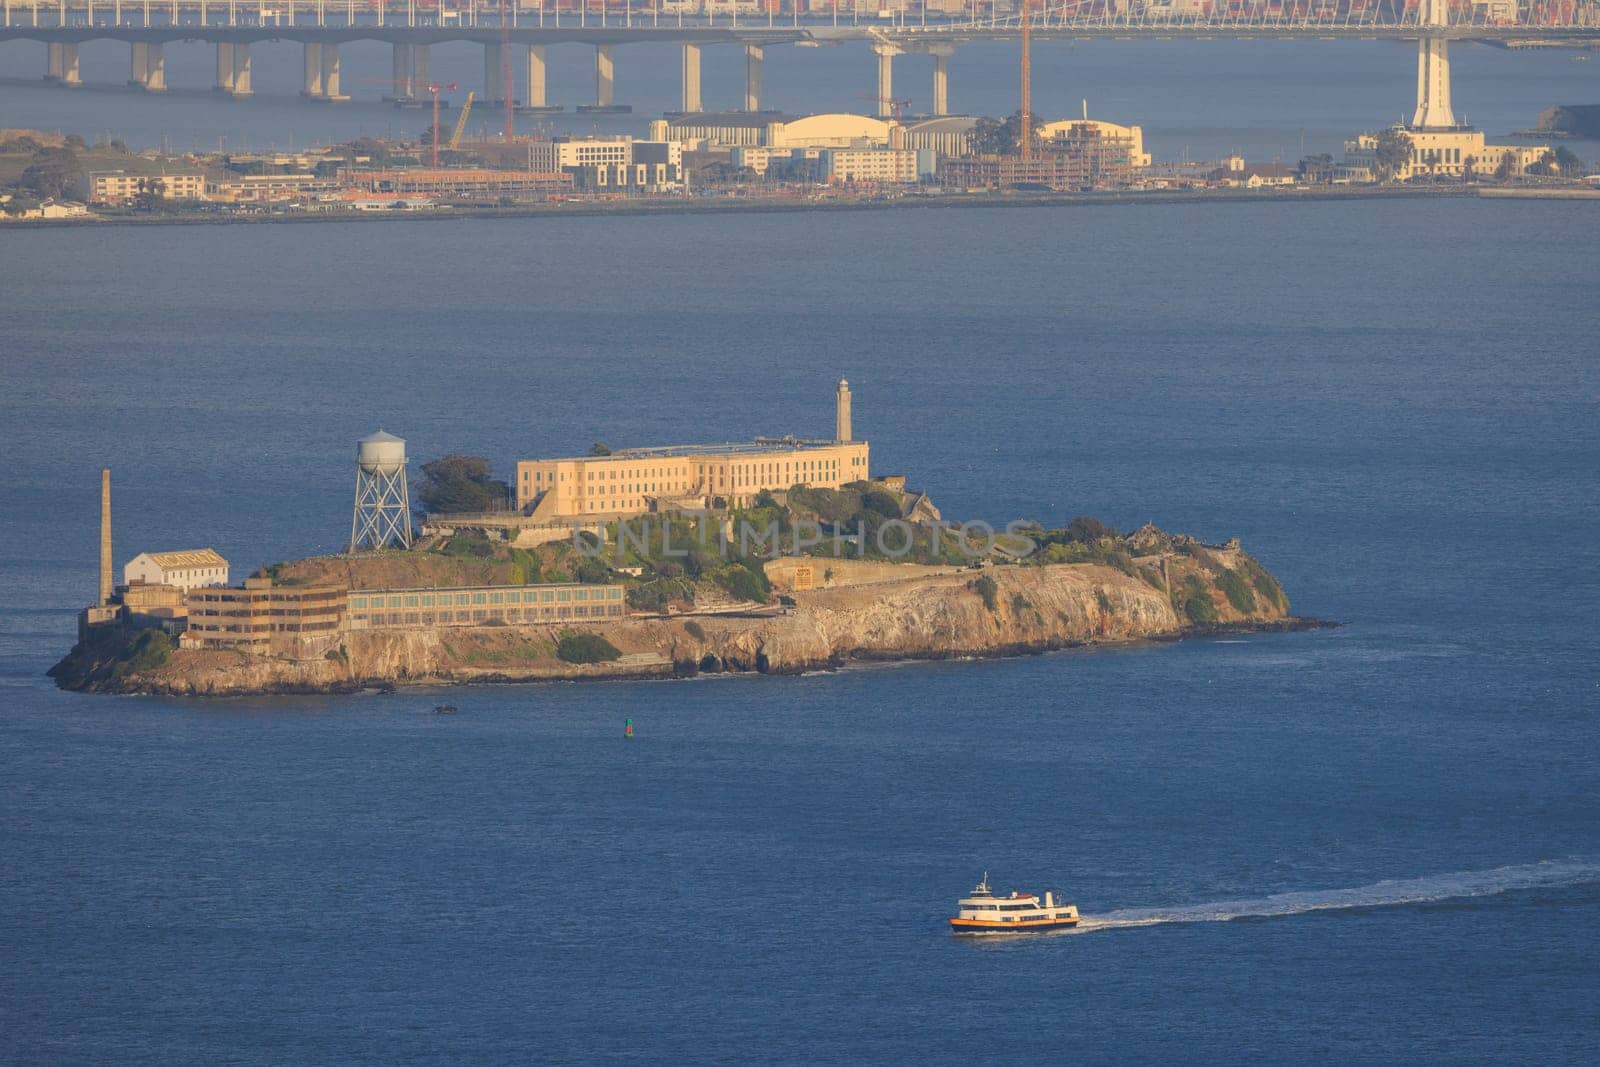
left=712, top=561, right=770, bottom=604
left=555, top=631, right=622, bottom=664
left=683, top=620, right=706, bottom=640
left=1179, top=575, right=1219, bottom=624
left=1216, top=566, right=1258, bottom=614
left=970, top=574, right=999, bottom=612
left=416, top=454, right=510, bottom=516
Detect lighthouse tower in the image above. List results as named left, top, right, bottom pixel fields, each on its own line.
left=835, top=378, right=852, bottom=444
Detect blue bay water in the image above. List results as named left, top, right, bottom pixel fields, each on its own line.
left=1, top=199, right=1598, bottom=1061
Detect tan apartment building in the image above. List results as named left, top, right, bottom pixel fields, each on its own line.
left=515, top=380, right=869, bottom=520
left=83, top=171, right=206, bottom=203
left=182, top=577, right=346, bottom=655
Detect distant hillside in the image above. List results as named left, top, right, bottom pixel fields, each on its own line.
left=1538, top=105, right=1600, bottom=139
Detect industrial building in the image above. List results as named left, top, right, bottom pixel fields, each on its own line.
left=515, top=379, right=868, bottom=520
left=125, top=548, right=229, bottom=591
left=337, top=168, right=573, bottom=199
left=1037, top=118, right=1151, bottom=169
left=181, top=577, right=347, bottom=655
left=345, top=582, right=624, bottom=630
left=652, top=112, right=893, bottom=151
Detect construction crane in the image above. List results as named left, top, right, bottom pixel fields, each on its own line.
left=861, top=94, right=912, bottom=121
left=449, top=91, right=475, bottom=150
left=427, top=83, right=458, bottom=168
left=1020, top=0, right=1034, bottom=161
left=499, top=0, right=514, bottom=140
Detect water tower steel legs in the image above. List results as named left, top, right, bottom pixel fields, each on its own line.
left=681, top=43, right=700, bottom=114
left=525, top=44, right=546, bottom=109
left=595, top=44, right=613, bottom=108
left=350, top=466, right=412, bottom=552
left=744, top=44, right=762, bottom=113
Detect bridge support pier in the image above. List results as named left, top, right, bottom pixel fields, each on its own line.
left=744, top=44, right=763, bottom=113
left=215, top=42, right=234, bottom=93
left=872, top=42, right=902, bottom=118
left=320, top=43, right=346, bottom=101
left=412, top=44, right=430, bottom=92
left=525, top=44, right=546, bottom=109
left=929, top=44, right=954, bottom=117
left=302, top=42, right=323, bottom=98
left=232, top=43, right=252, bottom=97
left=484, top=42, right=503, bottom=106
left=390, top=43, right=412, bottom=99
left=46, top=41, right=62, bottom=82
left=58, top=41, right=81, bottom=86
left=130, top=42, right=163, bottom=92
left=680, top=43, right=700, bottom=114
left=595, top=44, right=614, bottom=108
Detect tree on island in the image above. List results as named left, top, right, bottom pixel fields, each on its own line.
left=19, top=146, right=80, bottom=200
left=133, top=177, right=167, bottom=212
left=1298, top=153, right=1335, bottom=183
left=968, top=110, right=1048, bottom=157
left=1553, top=146, right=1586, bottom=175
left=1369, top=129, right=1413, bottom=183
left=416, top=454, right=510, bottom=516
left=1494, top=151, right=1516, bottom=181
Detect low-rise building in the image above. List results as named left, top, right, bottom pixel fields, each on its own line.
left=1205, top=156, right=1297, bottom=188
left=83, top=171, right=206, bottom=204
left=338, top=168, right=573, bottom=199
left=181, top=577, right=346, bottom=655
left=125, top=548, right=229, bottom=591
left=1038, top=118, right=1151, bottom=169
left=516, top=380, right=868, bottom=520
left=205, top=173, right=340, bottom=203
left=817, top=147, right=933, bottom=184
left=1343, top=127, right=1549, bottom=181
left=345, top=582, right=625, bottom=630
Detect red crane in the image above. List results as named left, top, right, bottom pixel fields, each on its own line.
left=499, top=0, right=514, bottom=140
left=357, top=76, right=459, bottom=165
left=861, top=94, right=912, bottom=121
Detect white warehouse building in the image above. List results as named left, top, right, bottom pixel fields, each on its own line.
left=124, top=548, right=230, bottom=592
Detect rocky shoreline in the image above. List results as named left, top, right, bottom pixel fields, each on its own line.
left=53, top=552, right=1327, bottom=698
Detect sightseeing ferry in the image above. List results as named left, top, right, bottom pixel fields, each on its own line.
left=949, top=873, right=1080, bottom=933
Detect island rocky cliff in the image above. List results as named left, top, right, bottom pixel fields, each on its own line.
left=52, top=533, right=1320, bottom=697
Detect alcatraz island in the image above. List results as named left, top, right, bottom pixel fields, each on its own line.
left=51, top=380, right=1320, bottom=697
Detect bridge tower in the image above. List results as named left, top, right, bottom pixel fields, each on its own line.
left=1411, top=0, right=1456, bottom=129
left=349, top=430, right=413, bottom=553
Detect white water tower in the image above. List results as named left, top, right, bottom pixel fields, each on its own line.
left=349, top=430, right=413, bottom=553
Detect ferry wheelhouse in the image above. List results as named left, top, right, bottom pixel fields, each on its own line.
left=949, top=873, right=1080, bottom=933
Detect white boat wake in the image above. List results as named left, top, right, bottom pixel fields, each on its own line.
left=1067, top=859, right=1600, bottom=935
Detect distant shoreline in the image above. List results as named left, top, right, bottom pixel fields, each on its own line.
left=10, top=183, right=1571, bottom=231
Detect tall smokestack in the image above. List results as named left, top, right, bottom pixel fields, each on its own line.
left=835, top=379, right=852, bottom=443
left=99, top=468, right=112, bottom=607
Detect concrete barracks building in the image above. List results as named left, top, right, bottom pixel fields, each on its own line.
left=124, top=548, right=229, bottom=591
left=516, top=379, right=869, bottom=520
